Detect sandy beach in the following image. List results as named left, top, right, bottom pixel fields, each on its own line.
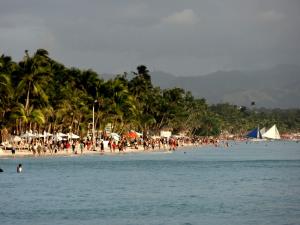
left=0, top=143, right=197, bottom=158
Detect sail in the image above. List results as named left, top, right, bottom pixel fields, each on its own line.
left=262, top=125, right=280, bottom=139
left=260, top=127, right=266, bottom=135
left=246, top=128, right=262, bottom=139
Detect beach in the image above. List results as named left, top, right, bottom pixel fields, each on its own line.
left=1, top=135, right=234, bottom=158
left=0, top=141, right=199, bottom=158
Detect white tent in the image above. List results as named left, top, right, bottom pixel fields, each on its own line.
left=160, top=131, right=172, bottom=138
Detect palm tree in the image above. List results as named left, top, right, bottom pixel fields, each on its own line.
left=54, top=85, right=90, bottom=134
left=0, top=55, right=17, bottom=131
left=0, top=73, right=13, bottom=119
left=98, top=78, right=137, bottom=133
left=16, top=49, right=52, bottom=113
left=128, top=65, right=155, bottom=136
left=10, top=103, right=45, bottom=134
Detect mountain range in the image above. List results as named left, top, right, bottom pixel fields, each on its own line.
left=100, top=64, right=300, bottom=108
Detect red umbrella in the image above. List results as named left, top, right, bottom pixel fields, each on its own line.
left=127, top=131, right=138, bottom=139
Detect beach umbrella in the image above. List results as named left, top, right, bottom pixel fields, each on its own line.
left=110, top=133, right=120, bottom=141
left=43, top=131, right=53, bottom=137
left=54, top=132, right=68, bottom=141
left=13, top=136, right=22, bottom=142
left=127, top=131, right=138, bottom=139
left=54, top=136, right=63, bottom=141
left=151, top=135, right=160, bottom=139
left=21, top=132, right=36, bottom=138
left=36, top=132, right=53, bottom=139
left=57, top=132, right=68, bottom=137
left=68, top=133, right=80, bottom=139
left=136, top=131, right=143, bottom=137
left=37, top=133, right=45, bottom=138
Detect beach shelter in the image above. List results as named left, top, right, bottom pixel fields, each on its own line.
left=13, top=136, right=22, bottom=142
left=160, top=131, right=172, bottom=138
left=56, top=132, right=68, bottom=138
left=37, top=133, right=48, bottom=138
left=36, top=132, right=53, bottom=141
left=43, top=131, right=53, bottom=137
left=127, top=131, right=138, bottom=139
left=54, top=132, right=68, bottom=141
left=151, top=135, right=160, bottom=139
left=136, top=131, right=143, bottom=137
left=21, top=132, right=36, bottom=138
left=68, top=133, right=80, bottom=139
left=110, top=133, right=120, bottom=141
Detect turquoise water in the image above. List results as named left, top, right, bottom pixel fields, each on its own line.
left=1, top=141, right=300, bottom=225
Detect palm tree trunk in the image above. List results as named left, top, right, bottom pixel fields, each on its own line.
left=15, top=120, right=19, bottom=135
left=25, top=82, right=31, bottom=112
left=112, top=119, right=117, bottom=133
left=158, top=115, right=166, bottom=130
left=29, top=122, right=32, bottom=132
left=19, top=119, right=22, bottom=135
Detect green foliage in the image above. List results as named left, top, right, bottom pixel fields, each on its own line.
left=0, top=50, right=299, bottom=138
left=193, top=116, right=222, bottom=136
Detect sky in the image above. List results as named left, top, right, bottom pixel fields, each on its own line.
left=1, top=0, right=300, bottom=76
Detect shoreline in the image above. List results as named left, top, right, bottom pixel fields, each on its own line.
left=0, top=143, right=199, bottom=159
left=2, top=139, right=296, bottom=159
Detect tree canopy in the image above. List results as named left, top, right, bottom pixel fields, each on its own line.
left=0, top=49, right=299, bottom=141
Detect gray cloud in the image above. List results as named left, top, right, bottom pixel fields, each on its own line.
left=1, top=0, right=300, bottom=76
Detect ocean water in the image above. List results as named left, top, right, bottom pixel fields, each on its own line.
left=1, top=141, right=300, bottom=225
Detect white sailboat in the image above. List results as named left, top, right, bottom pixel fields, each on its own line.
left=262, top=124, right=281, bottom=140
left=260, top=127, right=266, bottom=136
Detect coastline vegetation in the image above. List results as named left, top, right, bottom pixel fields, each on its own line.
left=1, top=49, right=299, bottom=141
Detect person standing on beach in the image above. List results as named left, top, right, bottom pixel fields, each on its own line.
left=72, top=142, right=75, bottom=154
left=11, top=146, right=16, bottom=155
left=100, top=141, right=104, bottom=152
left=66, top=141, right=71, bottom=153
left=37, top=143, right=42, bottom=156
left=32, top=143, right=37, bottom=156
left=108, top=140, right=112, bottom=152
left=112, top=141, right=116, bottom=152
left=54, top=144, right=58, bottom=153
left=80, top=142, right=84, bottom=154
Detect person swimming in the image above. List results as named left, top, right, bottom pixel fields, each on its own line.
left=17, top=164, right=22, bottom=173
left=0, top=168, right=3, bottom=172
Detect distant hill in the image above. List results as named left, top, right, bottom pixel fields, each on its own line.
left=99, top=64, right=300, bottom=108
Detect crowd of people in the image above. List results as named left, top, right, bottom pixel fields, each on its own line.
left=2, top=134, right=232, bottom=157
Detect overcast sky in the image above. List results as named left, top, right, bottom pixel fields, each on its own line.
left=1, top=0, right=300, bottom=76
